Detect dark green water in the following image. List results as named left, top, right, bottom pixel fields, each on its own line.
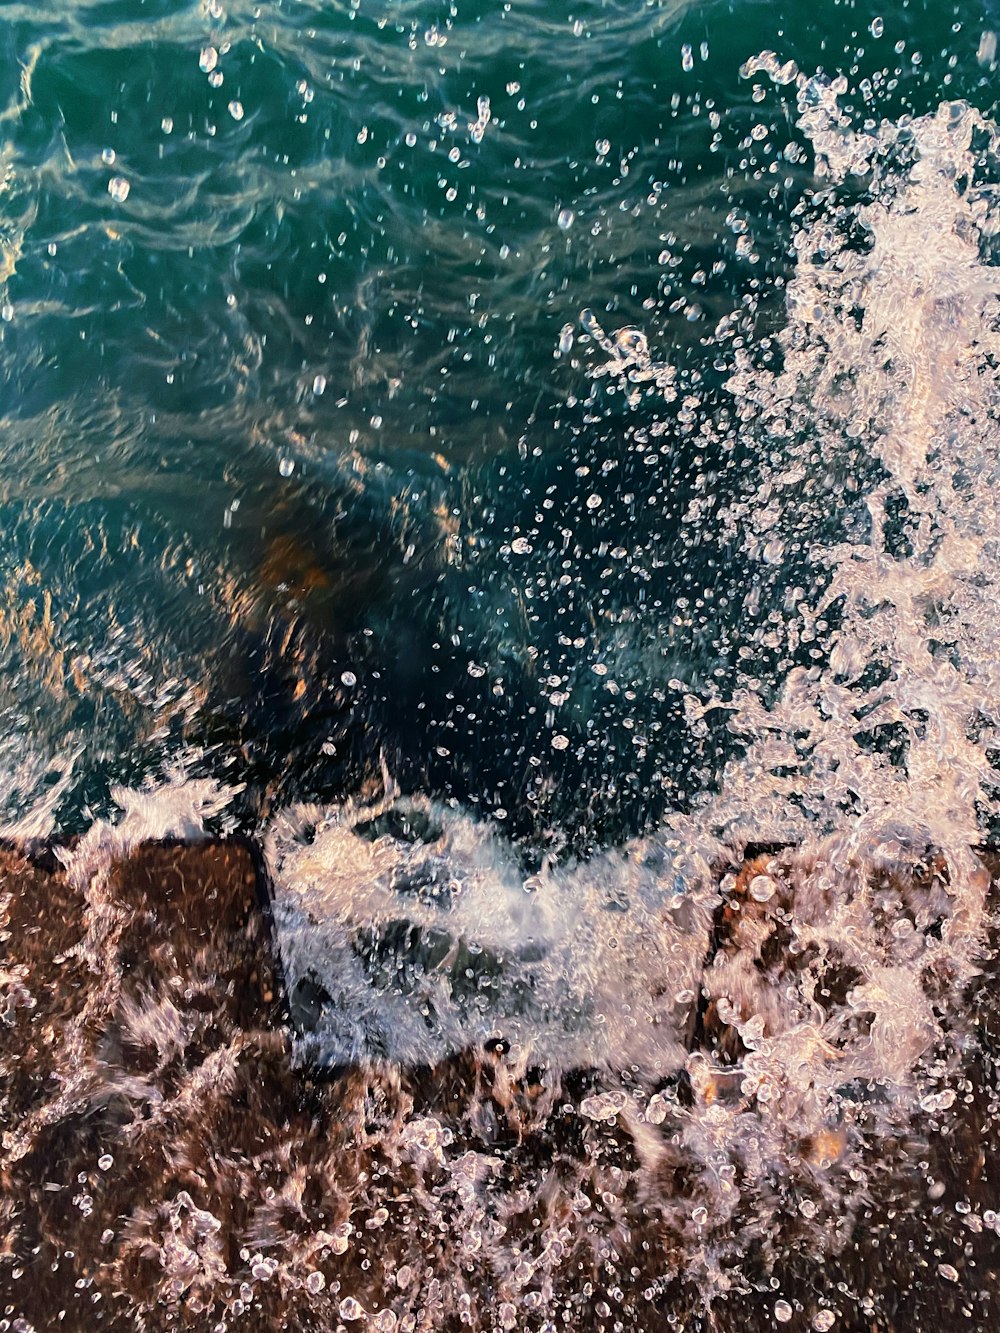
left=0, top=0, right=998, bottom=845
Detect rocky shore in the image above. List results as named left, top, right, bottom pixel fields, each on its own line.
left=1, top=837, right=998, bottom=1332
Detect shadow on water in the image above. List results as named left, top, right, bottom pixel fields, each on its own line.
left=177, top=390, right=835, bottom=853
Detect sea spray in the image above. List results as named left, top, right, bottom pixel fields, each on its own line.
left=3, top=60, right=1000, bottom=1333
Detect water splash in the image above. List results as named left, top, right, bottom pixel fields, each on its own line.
left=4, top=58, right=1000, bottom=1333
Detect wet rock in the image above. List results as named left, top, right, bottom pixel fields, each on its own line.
left=0, top=838, right=997, bottom=1332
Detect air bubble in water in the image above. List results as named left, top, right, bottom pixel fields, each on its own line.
left=278, top=457, right=294, bottom=477
left=101, top=147, right=116, bottom=165
left=558, top=324, right=574, bottom=354
left=305, top=1271, right=325, bottom=1294
left=595, top=138, right=611, bottom=156
left=339, top=1297, right=365, bottom=1320
left=199, top=46, right=218, bottom=73
left=557, top=208, right=575, bottom=230
left=681, top=43, right=694, bottom=72
left=813, top=1313, right=837, bottom=1332
left=774, top=1301, right=793, bottom=1323
left=341, top=671, right=357, bottom=687
left=228, top=100, right=244, bottom=121
left=870, top=17, right=884, bottom=37
left=97, top=1154, right=113, bottom=1170
left=108, top=176, right=130, bottom=202
left=312, top=374, right=326, bottom=395
left=551, top=734, right=570, bottom=750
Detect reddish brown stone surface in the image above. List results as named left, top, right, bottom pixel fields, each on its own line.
left=0, top=841, right=998, bottom=1332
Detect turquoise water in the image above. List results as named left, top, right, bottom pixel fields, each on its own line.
left=0, top=0, right=997, bottom=843
left=1, top=0, right=997, bottom=847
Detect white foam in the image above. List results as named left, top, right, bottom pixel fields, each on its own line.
left=266, top=788, right=714, bottom=1072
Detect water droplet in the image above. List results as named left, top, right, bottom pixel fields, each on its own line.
left=937, top=1263, right=959, bottom=1283
left=108, top=176, right=130, bottom=202
left=870, top=17, right=884, bottom=37
left=586, top=493, right=602, bottom=510
left=305, top=1271, right=326, bottom=1294
left=339, top=1297, right=365, bottom=1320
left=813, top=1313, right=837, bottom=1331
left=228, top=100, right=244, bottom=121
left=645, top=1093, right=668, bottom=1124
left=341, top=671, right=357, bottom=688
left=558, top=324, right=574, bottom=354
left=614, top=326, right=647, bottom=357
left=580, top=1090, right=629, bottom=1121
left=557, top=208, right=575, bottom=230
left=101, top=147, right=116, bottom=165
left=161, top=117, right=173, bottom=134
left=511, top=537, right=533, bottom=555
left=595, top=138, right=611, bottom=156
left=97, top=1154, right=113, bottom=1171
left=681, top=43, right=694, bottom=72
left=312, top=374, right=326, bottom=395
left=1, top=303, right=13, bottom=322
left=278, top=457, right=295, bottom=477
left=748, top=874, right=777, bottom=902
left=774, top=1300, right=793, bottom=1323
left=200, top=46, right=218, bottom=73
left=551, top=734, right=570, bottom=750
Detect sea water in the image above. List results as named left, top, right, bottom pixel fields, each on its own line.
left=2, top=1, right=1000, bottom=1329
